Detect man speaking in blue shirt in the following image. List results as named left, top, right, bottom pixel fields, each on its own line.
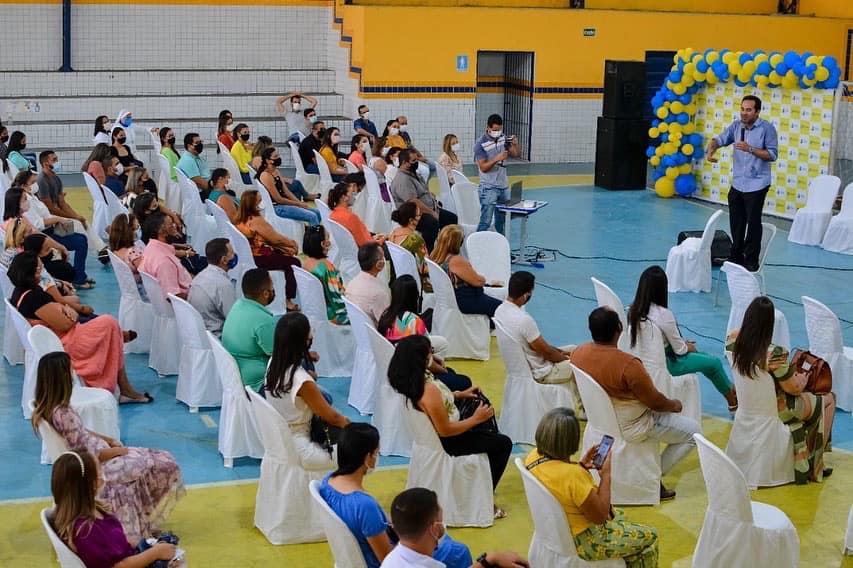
left=705, top=95, right=778, bottom=272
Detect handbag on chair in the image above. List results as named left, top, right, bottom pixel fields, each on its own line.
left=791, top=349, right=832, bottom=394
left=455, top=393, right=498, bottom=433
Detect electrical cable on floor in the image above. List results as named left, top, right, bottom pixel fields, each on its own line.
left=679, top=325, right=725, bottom=344
left=765, top=263, right=853, bottom=271
left=535, top=281, right=596, bottom=303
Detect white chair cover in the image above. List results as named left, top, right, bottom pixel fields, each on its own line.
left=107, top=251, right=153, bottom=354
left=326, top=220, right=361, bottom=283
left=218, top=142, right=253, bottom=192
left=451, top=169, right=471, bottom=185
left=436, top=165, right=457, bottom=215
left=308, top=480, right=369, bottom=568
left=666, top=209, right=723, bottom=293
left=362, top=166, right=392, bottom=235
left=425, top=259, right=490, bottom=360
left=28, top=326, right=121, bottom=464
left=753, top=222, right=777, bottom=293
left=802, top=295, right=853, bottom=411
left=82, top=172, right=114, bottom=240
left=404, top=404, right=493, bottom=527
left=312, top=149, right=337, bottom=201
left=724, top=357, right=794, bottom=488
left=590, top=277, right=630, bottom=352
left=41, top=508, right=86, bottom=568
left=139, top=271, right=181, bottom=376
left=342, top=299, right=378, bottom=415
left=627, top=320, right=703, bottom=427
left=845, top=504, right=853, bottom=555
left=721, top=262, right=791, bottom=349
left=245, top=387, right=326, bottom=544
left=206, top=332, right=264, bottom=466
left=495, top=321, right=575, bottom=445
left=366, top=325, right=413, bottom=457
left=386, top=241, right=435, bottom=310
left=450, top=181, right=481, bottom=233
left=572, top=365, right=661, bottom=505
left=293, top=266, right=355, bottom=377
left=169, top=295, right=223, bottom=410
left=223, top=222, right=287, bottom=315
left=465, top=231, right=510, bottom=301
left=514, top=459, right=626, bottom=568
left=822, top=183, right=853, bottom=254
left=287, top=141, right=321, bottom=194
left=251, top=178, right=304, bottom=245
left=788, top=174, right=841, bottom=246
left=156, top=154, right=182, bottom=214
left=693, top=434, right=799, bottom=568
left=7, top=298, right=37, bottom=418
left=175, top=168, right=217, bottom=249
left=0, top=266, right=24, bottom=365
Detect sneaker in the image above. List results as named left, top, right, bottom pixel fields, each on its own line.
left=97, top=247, right=110, bottom=265
left=660, top=483, right=676, bottom=501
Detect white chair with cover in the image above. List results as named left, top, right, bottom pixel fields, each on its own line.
left=139, top=271, right=181, bottom=376
left=628, top=320, right=703, bottom=425
left=326, top=219, right=360, bottom=283
left=404, top=404, right=493, bottom=527
left=495, top=321, right=575, bottom=445
left=366, top=324, right=413, bottom=457
left=293, top=266, right=354, bottom=376
left=665, top=209, right=723, bottom=293
left=802, top=295, right=853, bottom=411
left=845, top=505, right=853, bottom=555
left=175, top=168, right=217, bottom=249
left=308, top=480, right=369, bottom=568
left=82, top=172, right=120, bottom=239
left=451, top=169, right=471, bottom=185
left=205, top=198, right=231, bottom=234
left=590, top=277, right=630, bottom=352
left=514, top=459, right=626, bottom=568
left=251, top=178, right=305, bottom=245
left=41, top=508, right=86, bottom=568
left=342, top=298, right=378, bottom=415
left=245, top=387, right=326, bottom=545
left=436, top=165, right=457, bottom=215
left=314, top=199, right=341, bottom=266
left=343, top=158, right=359, bottom=174
left=107, top=251, right=152, bottom=354
left=312, top=149, right=337, bottom=201
left=7, top=298, right=38, bottom=418
left=721, top=261, right=791, bottom=349
left=28, top=326, right=121, bottom=464
left=713, top=222, right=777, bottom=306
left=168, top=295, right=223, bottom=411
left=425, top=258, right=490, bottom=361
left=465, top=231, right=510, bottom=300
left=450, top=181, right=480, bottom=234
left=288, top=141, right=321, bottom=196
left=156, top=154, right=182, bottom=214
left=788, top=174, right=841, bottom=245
left=693, top=434, right=799, bottom=568
left=572, top=365, right=661, bottom=505
left=362, top=166, right=392, bottom=235
left=725, top=356, right=794, bottom=488
left=0, top=266, right=24, bottom=365
left=218, top=141, right=253, bottom=193
left=822, top=183, right=853, bottom=254
left=206, top=332, right=264, bottom=467
left=386, top=241, right=435, bottom=310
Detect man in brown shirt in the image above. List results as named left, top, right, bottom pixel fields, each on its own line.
left=572, top=306, right=701, bottom=500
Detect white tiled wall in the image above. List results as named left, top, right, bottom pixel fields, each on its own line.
left=0, top=5, right=62, bottom=70
left=531, top=98, right=602, bottom=163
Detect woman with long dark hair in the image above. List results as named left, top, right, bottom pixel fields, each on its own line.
left=92, top=115, right=112, bottom=145
left=319, top=127, right=348, bottom=181
left=216, top=109, right=234, bottom=151
left=256, top=146, right=320, bottom=225
left=628, top=265, right=736, bottom=411
left=727, top=296, right=836, bottom=483
left=159, top=126, right=180, bottom=182
left=3, top=130, right=32, bottom=173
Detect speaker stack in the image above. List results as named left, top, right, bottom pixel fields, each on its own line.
left=595, top=60, right=649, bottom=190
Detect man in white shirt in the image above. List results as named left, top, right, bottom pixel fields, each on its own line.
left=382, top=488, right=528, bottom=568
left=345, top=242, right=390, bottom=325
left=188, top=238, right=237, bottom=337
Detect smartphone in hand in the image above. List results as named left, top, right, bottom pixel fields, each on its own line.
left=592, top=435, right=614, bottom=469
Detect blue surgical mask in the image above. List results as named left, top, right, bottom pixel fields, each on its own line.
left=227, top=254, right=239, bottom=270
left=122, top=117, right=133, bottom=127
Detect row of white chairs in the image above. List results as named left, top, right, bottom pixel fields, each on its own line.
left=788, top=175, right=853, bottom=253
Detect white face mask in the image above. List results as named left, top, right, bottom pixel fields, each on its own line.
left=292, top=102, right=301, bottom=111
left=114, top=163, right=124, bottom=176
left=361, top=111, right=370, bottom=119
left=388, top=127, right=400, bottom=136
left=399, top=124, right=408, bottom=132
left=51, top=162, right=62, bottom=173
left=257, top=201, right=266, bottom=211
left=331, top=135, right=341, bottom=144
left=392, top=158, right=399, bottom=167
left=490, top=129, right=503, bottom=139
left=103, top=122, right=112, bottom=131
left=226, top=122, right=235, bottom=132
left=360, top=142, right=370, bottom=153
left=451, top=143, right=460, bottom=152
left=380, top=147, right=389, bottom=157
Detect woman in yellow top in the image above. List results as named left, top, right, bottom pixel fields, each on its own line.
left=380, top=119, right=406, bottom=152
left=319, top=127, right=348, bottom=182
left=524, top=408, right=658, bottom=567
left=229, top=123, right=254, bottom=185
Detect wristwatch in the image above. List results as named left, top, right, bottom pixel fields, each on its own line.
left=748, top=146, right=754, bottom=154
left=477, top=553, right=495, bottom=568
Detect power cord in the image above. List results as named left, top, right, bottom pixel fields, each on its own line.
left=534, top=281, right=597, bottom=303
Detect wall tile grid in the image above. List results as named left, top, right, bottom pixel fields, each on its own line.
left=0, top=5, right=62, bottom=70
left=530, top=98, right=602, bottom=163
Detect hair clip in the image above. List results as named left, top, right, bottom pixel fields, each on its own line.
left=58, top=451, right=85, bottom=477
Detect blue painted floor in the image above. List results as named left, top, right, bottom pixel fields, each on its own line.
left=2, top=184, right=852, bottom=501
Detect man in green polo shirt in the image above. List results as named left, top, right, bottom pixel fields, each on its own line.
left=221, top=268, right=278, bottom=393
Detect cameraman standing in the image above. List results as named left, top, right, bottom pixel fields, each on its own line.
left=474, top=114, right=521, bottom=234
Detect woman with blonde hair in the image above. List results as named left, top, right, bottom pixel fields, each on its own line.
left=430, top=224, right=501, bottom=317
left=436, top=133, right=462, bottom=184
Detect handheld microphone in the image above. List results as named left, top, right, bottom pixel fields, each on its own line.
left=740, top=128, right=745, bottom=142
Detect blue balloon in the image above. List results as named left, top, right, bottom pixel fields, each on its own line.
left=652, top=119, right=660, bottom=127
left=661, top=133, right=670, bottom=143
left=802, top=51, right=813, bottom=62
left=677, top=113, right=689, bottom=124
left=661, top=155, right=673, bottom=167
left=675, top=153, right=689, bottom=165
left=738, top=53, right=751, bottom=65
left=783, top=51, right=800, bottom=67
left=675, top=174, right=697, bottom=196
left=665, top=91, right=677, bottom=102
left=752, top=49, right=766, bottom=56
left=704, top=48, right=716, bottom=57
left=825, top=56, right=838, bottom=70
left=671, top=70, right=683, bottom=82
left=652, top=95, right=663, bottom=108
left=807, top=63, right=817, bottom=73
left=646, top=147, right=656, bottom=158
left=679, top=94, right=692, bottom=104
left=756, top=62, right=772, bottom=75
left=734, top=78, right=748, bottom=87
left=690, top=133, right=703, bottom=146
left=693, top=147, right=704, bottom=159
left=826, top=76, right=840, bottom=89
left=696, top=60, right=709, bottom=73
left=652, top=170, right=664, bottom=182
left=793, top=63, right=806, bottom=76
left=776, top=62, right=789, bottom=75
left=798, top=77, right=809, bottom=89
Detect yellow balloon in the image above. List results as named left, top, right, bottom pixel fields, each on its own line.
left=681, top=143, right=694, bottom=155
left=728, top=61, right=742, bottom=75
left=782, top=75, right=797, bottom=89
left=683, top=63, right=696, bottom=76
left=769, top=70, right=782, bottom=84
left=754, top=53, right=768, bottom=64
left=670, top=101, right=684, bottom=114
left=737, top=69, right=752, bottom=83
left=706, top=69, right=719, bottom=84
left=669, top=122, right=683, bottom=134
left=666, top=167, right=679, bottom=179
left=742, top=61, right=756, bottom=75
left=655, top=177, right=676, bottom=198
left=685, top=103, right=697, bottom=115
left=806, top=55, right=819, bottom=66
left=666, top=80, right=674, bottom=90
left=683, top=48, right=695, bottom=61
left=693, top=71, right=706, bottom=82
left=650, top=156, right=661, bottom=166
left=679, top=163, right=692, bottom=174
left=655, top=146, right=664, bottom=156
left=658, top=122, right=669, bottom=133
left=756, top=75, right=770, bottom=87
left=803, top=76, right=817, bottom=87
left=722, top=52, right=737, bottom=64
left=656, top=107, right=669, bottom=119
left=673, top=83, right=687, bottom=95
left=683, top=122, right=696, bottom=134
left=692, top=53, right=703, bottom=65
left=648, top=127, right=660, bottom=138
left=706, top=51, right=719, bottom=64
left=682, top=75, right=695, bottom=88
left=816, top=67, right=829, bottom=81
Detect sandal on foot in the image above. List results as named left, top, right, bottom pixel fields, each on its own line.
left=286, top=303, right=301, bottom=313
left=494, top=507, right=507, bottom=520
left=120, top=392, right=153, bottom=404
left=123, top=330, right=138, bottom=343
left=76, top=282, right=95, bottom=290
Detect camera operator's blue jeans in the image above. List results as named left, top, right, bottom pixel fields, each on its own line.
left=274, top=204, right=322, bottom=226
left=45, top=229, right=89, bottom=284
left=477, top=183, right=509, bottom=233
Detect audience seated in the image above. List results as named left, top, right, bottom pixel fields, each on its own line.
left=329, top=182, right=386, bottom=247
left=0, top=124, right=7, bottom=158
left=389, top=202, right=433, bottom=293
left=138, top=212, right=193, bottom=300
left=123, top=168, right=156, bottom=208
left=264, top=312, right=350, bottom=469
left=299, top=121, right=326, bottom=175
left=571, top=307, right=701, bottom=500
left=109, top=213, right=147, bottom=299
left=346, top=242, right=390, bottom=324
left=382, top=487, right=527, bottom=568
left=256, top=147, right=319, bottom=225
left=81, top=143, right=113, bottom=186
left=3, top=130, right=32, bottom=172
left=628, top=265, right=737, bottom=411
left=353, top=105, right=378, bottom=144
left=207, top=168, right=239, bottom=221
left=320, top=423, right=474, bottom=568
left=229, top=123, right=254, bottom=185
left=437, top=134, right=463, bottom=185
left=727, top=296, right=836, bottom=484
left=222, top=268, right=279, bottom=393
left=524, top=408, right=659, bottom=567
left=389, top=336, right=511, bottom=513
left=158, top=127, right=181, bottom=183
left=349, top=134, right=370, bottom=171
left=134, top=194, right=205, bottom=276
left=217, top=110, right=235, bottom=151
left=430, top=225, right=500, bottom=318
left=188, top=237, right=237, bottom=338
left=302, top=224, right=349, bottom=325
left=48, top=450, right=181, bottom=566
left=110, top=110, right=151, bottom=153
left=176, top=132, right=211, bottom=192
left=9, top=252, right=148, bottom=401
left=369, top=158, right=393, bottom=203
left=249, top=135, right=274, bottom=172
left=382, top=147, right=402, bottom=186
left=379, top=120, right=406, bottom=153
left=391, top=150, right=457, bottom=251
left=110, top=127, right=149, bottom=188
left=92, top=115, right=112, bottom=145
left=33, top=352, right=182, bottom=543
left=234, top=190, right=301, bottom=312
left=277, top=92, right=317, bottom=142
left=320, top=127, right=349, bottom=181
left=102, top=156, right=127, bottom=198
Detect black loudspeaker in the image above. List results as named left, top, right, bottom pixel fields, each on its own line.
left=594, top=117, right=649, bottom=190
left=603, top=60, right=647, bottom=119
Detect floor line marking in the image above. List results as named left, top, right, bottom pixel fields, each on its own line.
left=200, top=414, right=217, bottom=429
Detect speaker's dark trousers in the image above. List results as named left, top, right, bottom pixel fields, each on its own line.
left=727, top=185, right=769, bottom=270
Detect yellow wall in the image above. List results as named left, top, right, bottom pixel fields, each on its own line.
left=352, top=0, right=565, bottom=6
left=799, top=0, right=853, bottom=19
left=585, top=0, right=777, bottom=14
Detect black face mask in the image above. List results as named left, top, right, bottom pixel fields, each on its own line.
left=167, top=137, right=175, bottom=145
left=240, top=133, right=250, bottom=141
left=0, top=135, right=8, bottom=143
left=409, top=162, right=419, bottom=173
left=194, top=142, right=204, bottom=153
left=316, top=129, right=326, bottom=139
left=272, top=157, right=283, bottom=167
left=117, top=137, right=126, bottom=144
left=19, top=143, right=26, bottom=150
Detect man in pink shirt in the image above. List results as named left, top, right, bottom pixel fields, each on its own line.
left=139, top=212, right=193, bottom=300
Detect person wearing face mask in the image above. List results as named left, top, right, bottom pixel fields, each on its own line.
left=475, top=114, right=520, bottom=234
left=353, top=105, right=378, bottom=143
left=3, top=130, right=34, bottom=173
left=222, top=268, right=281, bottom=392
left=277, top=92, right=318, bottom=142
left=138, top=212, right=194, bottom=301
left=207, top=168, right=239, bottom=221
left=382, top=488, right=528, bottom=568
left=159, top=126, right=181, bottom=182
left=383, top=147, right=403, bottom=185
left=229, top=123, right=255, bottom=185
left=256, top=147, right=322, bottom=225
left=176, top=132, right=211, bottom=192
left=437, top=134, right=463, bottom=185
left=320, top=423, right=475, bottom=568
left=0, top=124, right=9, bottom=158
left=302, top=224, right=350, bottom=325
left=110, top=110, right=156, bottom=155
left=188, top=238, right=238, bottom=338
left=396, top=116, right=434, bottom=182
left=380, top=120, right=406, bottom=152
left=109, top=213, right=147, bottom=299
left=217, top=110, right=235, bottom=151
left=300, top=120, right=326, bottom=174
left=329, top=182, right=386, bottom=247
left=110, top=127, right=144, bottom=180
left=102, top=156, right=128, bottom=198
left=92, top=115, right=112, bottom=145
left=348, top=134, right=371, bottom=171
left=320, top=127, right=350, bottom=182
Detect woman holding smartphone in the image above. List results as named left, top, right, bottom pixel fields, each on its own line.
left=523, top=408, right=659, bottom=567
